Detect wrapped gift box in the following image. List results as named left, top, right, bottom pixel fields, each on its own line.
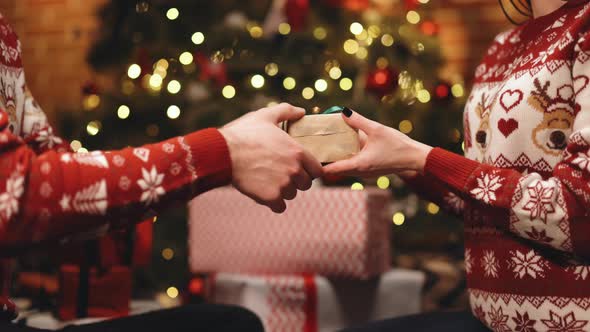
left=206, top=269, right=425, bottom=332
left=189, top=188, right=391, bottom=279
left=57, top=265, right=132, bottom=321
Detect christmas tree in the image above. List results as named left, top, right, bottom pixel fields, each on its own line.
left=57, top=0, right=468, bottom=296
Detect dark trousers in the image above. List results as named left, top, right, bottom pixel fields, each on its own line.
left=341, top=311, right=490, bottom=332
left=0, top=304, right=265, bottom=332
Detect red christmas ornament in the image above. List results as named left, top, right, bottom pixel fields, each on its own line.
left=365, top=67, right=399, bottom=98
left=324, top=0, right=369, bottom=11
left=285, top=0, right=309, bottom=31
left=404, top=0, right=420, bottom=11
left=420, top=21, right=439, bottom=36
left=195, top=53, right=228, bottom=87
left=435, top=83, right=450, bottom=99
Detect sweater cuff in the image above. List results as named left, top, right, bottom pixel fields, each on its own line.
left=184, top=128, right=233, bottom=189
left=424, top=147, right=480, bottom=193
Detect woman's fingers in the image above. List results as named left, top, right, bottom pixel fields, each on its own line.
left=341, top=109, right=377, bottom=133
left=323, top=156, right=362, bottom=175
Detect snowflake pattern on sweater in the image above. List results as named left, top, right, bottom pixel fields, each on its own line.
left=408, top=1, right=590, bottom=331
left=0, top=14, right=232, bottom=320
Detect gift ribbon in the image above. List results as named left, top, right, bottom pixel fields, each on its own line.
left=303, top=274, right=318, bottom=332
left=322, top=106, right=345, bottom=114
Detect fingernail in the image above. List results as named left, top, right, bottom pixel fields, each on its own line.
left=342, top=107, right=353, bottom=118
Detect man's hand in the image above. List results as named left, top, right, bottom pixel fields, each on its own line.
left=220, top=103, right=323, bottom=213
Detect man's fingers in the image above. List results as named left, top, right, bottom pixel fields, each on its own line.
left=282, top=184, right=298, bottom=201
left=263, top=103, right=306, bottom=123
left=268, top=199, right=287, bottom=214
left=300, top=148, right=324, bottom=179
left=342, top=109, right=377, bottom=133
left=293, top=171, right=313, bottom=191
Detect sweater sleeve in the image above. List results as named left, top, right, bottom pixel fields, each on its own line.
left=0, top=108, right=232, bottom=254
left=404, top=173, right=465, bottom=218
left=424, top=34, right=590, bottom=258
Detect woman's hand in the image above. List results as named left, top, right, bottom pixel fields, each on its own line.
left=323, top=109, right=433, bottom=178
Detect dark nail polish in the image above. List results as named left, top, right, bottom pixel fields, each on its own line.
left=342, top=107, right=353, bottom=117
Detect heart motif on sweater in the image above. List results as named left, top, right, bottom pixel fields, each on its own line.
left=498, top=118, right=519, bottom=138
left=500, top=90, right=523, bottom=113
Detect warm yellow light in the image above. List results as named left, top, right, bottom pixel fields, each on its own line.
left=314, top=79, right=328, bottom=92
left=283, top=77, right=296, bottom=90
left=167, top=80, right=181, bottom=94
left=399, top=120, right=413, bottom=134
left=461, top=141, right=465, bottom=151
left=313, top=27, right=327, bottom=40
left=77, top=147, right=88, bottom=153
left=418, top=0, right=429, bottom=3
left=117, top=105, right=130, bottom=119
left=70, top=140, right=82, bottom=151
left=179, top=52, right=194, bottom=65
left=222, top=85, right=236, bottom=99
left=249, top=26, right=263, bottom=38
left=192, top=32, right=205, bottom=45
left=152, top=216, right=158, bottom=223
left=407, top=11, right=421, bottom=24
left=86, top=121, right=101, bottom=136
left=427, top=203, right=440, bottom=214
left=265, top=63, right=279, bottom=76
left=376, top=57, right=389, bottom=69
left=351, top=182, right=364, bottom=191
left=350, top=22, right=364, bottom=35
left=451, top=84, right=464, bottom=97
left=166, top=8, right=179, bottom=20
left=83, top=94, right=101, bottom=110
left=302, top=87, right=315, bottom=100
left=127, top=64, right=141, bottom=79
left=355, top=30, right=369, bottom=41
left=377, top=176, right=390, bottom=189
left=368, top=25, right=381, bottom=38
left=166, top=287, right=179, bottom=299
left=251, top=74, right=265, bottom=88
left=417, top=89, right=431, bottom=103
left=381, top=34, right=394, bottom=47
left=167, top=105, right=181, bottom=119
left=343, top=39, right=359, bottom=54
left=329, top=67, right=342, bottom=80
left=156, top=59, right=169, bottom=70
left=356, top=47, right=368, bottom=60
left=149, top=74, right=163, bottom=88
left=162, top=248, right=174, bottom=260
left=393, top=212, right=405, bottom=226
left=339, top=78, right=353, bottom=91
left=278, top=22, right=291, bottom=35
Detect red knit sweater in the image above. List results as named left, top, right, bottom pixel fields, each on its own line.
left=409, top=1, right=590, bottom=330
left=0, top=14, right=232, bottom=320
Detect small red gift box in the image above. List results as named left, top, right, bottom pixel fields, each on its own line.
left=57, top=265, right=132, bottom=321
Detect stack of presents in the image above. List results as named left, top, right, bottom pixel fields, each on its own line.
left=18, top=186, right=471, bottom=331
left=188, top=187, right=425, bottom=331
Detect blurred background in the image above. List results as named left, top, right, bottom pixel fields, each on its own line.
left=1, top=0, right=515, bottom=328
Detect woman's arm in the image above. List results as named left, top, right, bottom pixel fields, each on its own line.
left=325, top=35, right=590, bottom=258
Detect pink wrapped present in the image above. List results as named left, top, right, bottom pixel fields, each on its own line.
left=189, top=187, right=391, bottom=279
left=206, top=270, right=425, bottom=332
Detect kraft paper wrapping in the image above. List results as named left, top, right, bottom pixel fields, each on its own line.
left=283, top=114, right=360, bottom=163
